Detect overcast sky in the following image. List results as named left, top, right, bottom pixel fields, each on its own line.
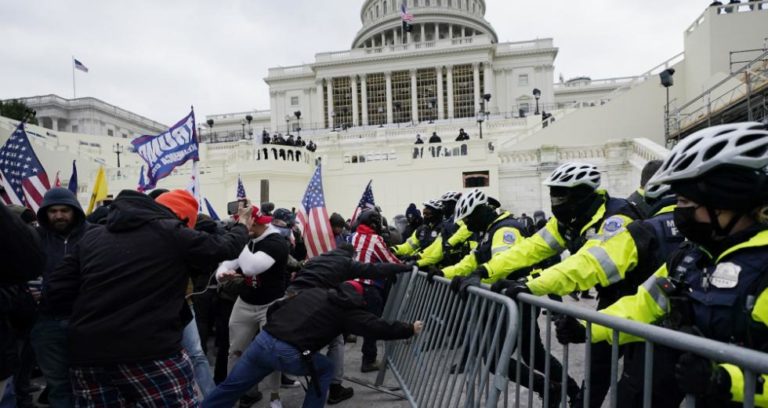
left=1, top=0, right=708, bottom=125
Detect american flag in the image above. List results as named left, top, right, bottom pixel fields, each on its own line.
left=186, top=161, right=202, bottom=211
left=350, top=180, right=376, bottom=222
left=137, top=165, right=147, bottom=192
left=0, top=122, right=50, bottom=211
left=296, top=164, right=336, bottom=259
left=74, top=58, right=89, bottom=73
left=236, top=175, right=247, bottom=200
left=400, top=2, right=414, bottom=22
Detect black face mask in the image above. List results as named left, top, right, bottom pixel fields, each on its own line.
left=673, top=206, right=717, bottom=250
left=464, top=205, right=495, bottom=233
left=551, top=192, right=597, bottom=225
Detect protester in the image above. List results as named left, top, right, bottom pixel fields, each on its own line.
left=45, top=189, right=250, bottom=407
left=329, top=212, right=350, bottom=247
left=31, top=187, right=99, bottom=408
left=202, top=282, right=422, bottom=408
left=0, top=203, right=44, bottom=404
left=216, top=204, right=290, bottom=408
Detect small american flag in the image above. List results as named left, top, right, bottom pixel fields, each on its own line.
left=296, top=164, right=336, bottom=259
left=236, top=175, right=247, bottom=200
left=350, top=180, right=376, bottom=222
left=0, top=122, right=50, bottom=211
left=74, top=58, right=89, bottom=73
left=400, top=2, right=414, bottom=22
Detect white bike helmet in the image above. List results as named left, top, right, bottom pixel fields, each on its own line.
left=422, top=199, right=443, bottom=212
left=543, top=162, right=601, bottom=190
left=454, top=189, right=487, bottom=221
left=440, top=191, right=462, bottom=203
left=648, top=122, right=768, bottom=186
left=643, top=182, right=671, bottom=200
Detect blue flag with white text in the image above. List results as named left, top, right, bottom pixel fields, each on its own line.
left=132, top=110, right=198, bottom=190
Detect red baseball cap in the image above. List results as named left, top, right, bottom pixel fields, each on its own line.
left=250, top=205, right=273, bottom=225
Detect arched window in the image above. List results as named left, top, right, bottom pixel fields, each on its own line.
left=383, top=0, right=387, bottom=14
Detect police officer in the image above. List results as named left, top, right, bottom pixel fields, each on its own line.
left=497, top=181, right=683, bottom=407
left=472, top=162, right=642, bottom=408
left=562, top=122, right=768, bottom=407
left=393, top=199, right=443, bottom=259
left=417, top=191, right=474, bottom=268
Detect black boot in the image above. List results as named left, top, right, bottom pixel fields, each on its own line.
left=327, top=383, right=354, bottom=404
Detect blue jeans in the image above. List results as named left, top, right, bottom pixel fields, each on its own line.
left=203, top=331, right=334, bottom=408
left=31, top=317, right=73, bottom=408
left=182, top=315, right=216, bottom=397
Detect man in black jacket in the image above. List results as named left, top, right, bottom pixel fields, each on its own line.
left=203, top=282, right=422, bottom=408
left=46, top=189, right=250, bottom=407
left=0, top=203, right=44, bottom=400
left=30, top=187, right=98, bottom=408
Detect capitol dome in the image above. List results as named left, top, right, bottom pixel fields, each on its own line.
left=353, top=0, right=498, bottom=49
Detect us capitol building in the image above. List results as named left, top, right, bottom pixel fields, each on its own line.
left=5, top=0, right=768, bottom=217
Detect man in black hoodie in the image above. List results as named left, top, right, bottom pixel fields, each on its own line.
left=30, top=187, right=97, bottom=408
left=203, top=282, right=421, bottom=408
left=46, top=189, right=250, bottom=407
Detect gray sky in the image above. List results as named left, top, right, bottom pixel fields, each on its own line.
left=1, top=0, right=708, bottom=125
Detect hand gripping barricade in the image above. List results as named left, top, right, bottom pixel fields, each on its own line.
left=372, top=268, right=520, bottom=408
left=512, top=293, right=768, bottom=408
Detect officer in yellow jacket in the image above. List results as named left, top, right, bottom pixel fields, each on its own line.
left=393, top=199, right=443, bottom=258
left=464, top=161, right=642, bottom=408
left=415, top=191, right=475, bottom=268
left=557, top=122, right=768, bottom=407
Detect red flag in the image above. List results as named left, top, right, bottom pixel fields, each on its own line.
left=54, top=171, right=62, bottom=187
left=295, top=164, right=336, bottom=259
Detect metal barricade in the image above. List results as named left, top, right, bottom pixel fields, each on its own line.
left=511, top=293, right=768, bottom=408
left=374, top=270, right=520, bottom=408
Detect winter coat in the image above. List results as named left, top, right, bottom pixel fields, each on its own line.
left=46, top=190, right=249, bottom=366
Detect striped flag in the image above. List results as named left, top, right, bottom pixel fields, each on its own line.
left=296, top=164, right=336, bottom=259
left=186, top=162, right=202, bottom=212
left=400, top=2, right=414, bottom=22
left=0, top=121, right=50, bottom=212
left=236, top=175, right=247, bottom=200
left=54, top=171, right=62, bottom=187
left=74, top=58, right=89, bottom=73
left=350, top=180, right=376, bottom=222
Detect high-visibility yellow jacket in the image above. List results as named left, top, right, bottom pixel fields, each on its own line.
left=483, top=191, right=639, bottom=286
left=393, top=222, right=441, bottom=256
left=525, top=205, right=680, bottom=297
left=417, top=220, right=474, bottom=267
left=592, top=228, right=768, bottom=406
left=442, top=212, right=525, bottom=283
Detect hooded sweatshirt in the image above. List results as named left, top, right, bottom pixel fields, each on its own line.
left=36, top=187, right=98, bottom=316
left=45, top=190, right=249, bottom=365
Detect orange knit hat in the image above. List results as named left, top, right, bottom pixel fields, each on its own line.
left=156, top=189, right=199, bottom=228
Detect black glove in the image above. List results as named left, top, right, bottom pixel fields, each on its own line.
left=675, top=353, right=730, bottom=398
left=495, top=279, right=531, bottom=300
left=403, top=254, right=420, bottom=263
left=426, top=266, right=443, bottom=283
left=490, top=279, right=516, bottom=294
left=450, top=274, right=482, bottom=300
left=378, top=263, right=413, bottom=277
left=555, top=316, right=587, bottom=344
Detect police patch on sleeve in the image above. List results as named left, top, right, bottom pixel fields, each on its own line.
left=601, top=216, right=625, bottom=238
left=503, top=231, right=516, bottom=244
left=710, top=262, right=741, bottom=289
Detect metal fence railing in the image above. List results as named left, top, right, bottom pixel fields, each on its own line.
left=374, top=271, right=520, bottom=408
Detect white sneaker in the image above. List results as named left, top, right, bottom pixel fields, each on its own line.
left=270, top=400, right=283, bottom=408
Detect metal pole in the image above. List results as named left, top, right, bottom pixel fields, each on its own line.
left=72, top=56, right=76, bottom=99
left=746, top=71, right=753, bottom=121
left=665, top=87, right=670, bottom=140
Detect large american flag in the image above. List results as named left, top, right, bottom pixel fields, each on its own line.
left=0, top=122, right=50, bottom=211
left=296, top=164, right=336, bottom=259
left=350, top=180, right=376, bottom=222
left=236, top=175, right=247, bottom=200
left=400, top=2, right=414, bottom=22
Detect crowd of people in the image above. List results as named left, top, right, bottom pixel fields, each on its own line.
left=2, top=121, right=768, bottom=408
left=261, top=131, right=317, bottom=152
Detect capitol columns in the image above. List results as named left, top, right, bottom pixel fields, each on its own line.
left=472, top=62, right=481, bottom=114
left=326, top=78, right=334, bottom=129
left=385, top=72, right=393, bottom=125
left=410, top=69, right=419, bottom=124
left=436, top=66, right=445, bottom=120
left=361, top=75, right=369, bottom=126
left=484, top=62, right=494, bottom=112
left=351, top=75, right=359, bottom=127
left=315, top=80, right=325, bottom=128
left=446, top=65, right=455, bottom=119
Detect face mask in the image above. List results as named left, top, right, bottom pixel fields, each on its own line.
left=673, top=206, right=717, bottom=249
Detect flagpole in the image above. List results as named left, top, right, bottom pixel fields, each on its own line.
left=72, top=56, right=76, bottom=99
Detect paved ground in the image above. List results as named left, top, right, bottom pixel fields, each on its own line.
left=20, top=294, right=599, bottom=408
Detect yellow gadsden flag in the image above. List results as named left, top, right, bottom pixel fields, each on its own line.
left=86, top=166, right=108, bottom=215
